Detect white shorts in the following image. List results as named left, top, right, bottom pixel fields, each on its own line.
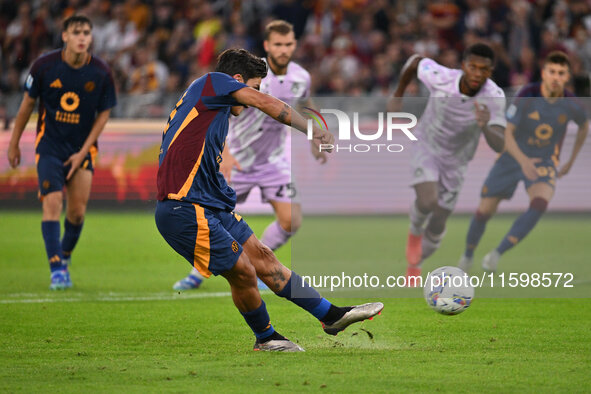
left=231, top=163, right=300, bottom=205
left=409, top=142, right=467, bottom=211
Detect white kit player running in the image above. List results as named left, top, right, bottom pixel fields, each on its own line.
left=173, top=20, right=325, bottom=290
left=389, top=43, right=506, bottom=286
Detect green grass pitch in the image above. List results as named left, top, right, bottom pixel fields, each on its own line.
left=0, top=210, right=589, bottom=392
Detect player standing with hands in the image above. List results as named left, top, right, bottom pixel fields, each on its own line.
left=7, top=15, right=117, bottom=290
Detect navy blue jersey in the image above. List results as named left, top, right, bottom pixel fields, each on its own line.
left=506, top=83, right=586, bottom=161
left=25, top=49, right=117, bottom=160
left=157, top=72, right=248, bottom=211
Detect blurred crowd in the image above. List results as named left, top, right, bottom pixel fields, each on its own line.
left=1, top=0, right=590, bottom=120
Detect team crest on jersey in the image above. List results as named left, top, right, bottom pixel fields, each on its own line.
left=84, top=81, right=95, bottom=92
left=291, top=82, right=304, bottom=95
left=42, top=180, right=50, bottom=190
left=231, top=241, right=239, bottom=253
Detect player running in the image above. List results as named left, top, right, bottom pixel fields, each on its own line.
left=458, top=51, right=588, bottom=273
left=155, top=48, right=383, bottom=352
left=389, top=43, right=506, bottom=285
left=7, top=15, right=116, bottom=290
left=173, top=20, right=324, bottom=291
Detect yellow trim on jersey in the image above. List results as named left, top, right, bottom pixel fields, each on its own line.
left=163, top=91, right=188, bottom=136
left=193, top=204, right=212, bottom=278
left=551, top=144, right=560, bottom=167
left=34, top=110, right=46, bottom=149
left=169, top=107, right=199, bottom=148
left=167, top=139, right=207, bottom=200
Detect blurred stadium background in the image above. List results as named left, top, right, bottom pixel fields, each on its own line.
left=0, top=0, right=590, bottom=213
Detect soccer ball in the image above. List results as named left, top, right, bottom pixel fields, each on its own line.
left=423, top=266, right=474, bottom=315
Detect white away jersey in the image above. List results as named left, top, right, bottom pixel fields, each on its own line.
left=227, top=60, right=311, bottom=172
left=415, top=58, right=506, bottom=164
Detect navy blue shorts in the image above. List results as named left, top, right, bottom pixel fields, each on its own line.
left=155, top=200, right=254, bottom=277
left=481, top=152, right=557, bottom=199
left=36, top=154, right=95, bottom=197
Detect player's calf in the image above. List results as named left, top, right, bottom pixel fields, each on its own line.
left=496, top=197, right=548, bottom=256
left=421, top=229, right=445, bottom=261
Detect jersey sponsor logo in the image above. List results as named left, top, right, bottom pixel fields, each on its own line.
left=60, top=92, right=80, bottom=112
left=534, top=124, right=553, bottom=140
left=57, top=91, right=81, bottom=124
left=50, top=78, right=63, bottom=88
left=56, top=111, right=80, bottom=124
left=84, top=81, right=95, bottom=92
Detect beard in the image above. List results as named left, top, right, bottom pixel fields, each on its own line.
left=269, top=54, right=291, bottom=68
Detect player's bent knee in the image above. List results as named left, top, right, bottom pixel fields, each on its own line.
left=253, top=241, right=277, bottom=266
left=475, top=209, right=492, bottom=221
left=530, top=197, right=548, bottom=212
left=279, top=219, right=300, bottom=234
left=417, top=196, right=438, bottom=213
left=42, top=193, right=63, bottom=218
left=67, top=210, right=85, bottom=225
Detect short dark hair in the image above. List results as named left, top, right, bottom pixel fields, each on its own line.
left=264, top=20, right=294, bottom=40
left=544, top=51, right=570, bottom=68
left=215, top=49, right=268, bottom=81
left=463, top=43, right=495, bottom=63
left=63, top=15, right=92, bottom=31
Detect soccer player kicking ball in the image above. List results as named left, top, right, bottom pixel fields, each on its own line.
left=173, top=20, right=324, bottom=291
left=155, top=49, right=383, bottom=352
left=458, top=51, right=588, bottom=273
left=7, top=15, right=116, bottom=290
left=390, top=44, right=506, bottom=286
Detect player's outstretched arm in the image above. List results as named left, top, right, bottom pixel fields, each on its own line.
left=7, top=93, right=36, bottom=168
left=387, top=54, right=423, bottom=111
left=231, top=87, right=334, bottom=148
left=65, top=109, right=111, bottom=180
left=504, top=122, right=540, bottom=181
left=558, top=121, right=589, bottom=178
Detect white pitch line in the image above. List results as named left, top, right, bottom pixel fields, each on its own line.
left=0, top=291, right=233, bottom=304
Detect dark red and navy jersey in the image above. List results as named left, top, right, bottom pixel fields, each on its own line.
left=156, top=72, right=248, bottom=210
left=507, top=83, right=586, bottom=162
left=25, top=49, right=117, bottom=160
